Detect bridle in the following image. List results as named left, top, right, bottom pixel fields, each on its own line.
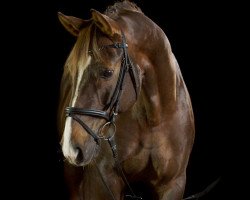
left=66, top=31, right=139, bottom=143
left=65, top=32, right=142, bottom=200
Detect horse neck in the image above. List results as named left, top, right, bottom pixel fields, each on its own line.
left=121, top=13, right=183, bottom=125
left=138, top=45, right=179, bottom=126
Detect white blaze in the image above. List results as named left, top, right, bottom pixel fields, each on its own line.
left=62, top=56, right=91, bottom=159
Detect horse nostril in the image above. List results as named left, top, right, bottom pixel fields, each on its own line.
left=75, top=147, right=84, bottom=164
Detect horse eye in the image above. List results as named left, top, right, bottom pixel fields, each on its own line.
left=100, top=69, right=114, bottom=79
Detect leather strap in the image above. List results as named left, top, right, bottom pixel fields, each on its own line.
left=66, top=107, right=109, bottom=120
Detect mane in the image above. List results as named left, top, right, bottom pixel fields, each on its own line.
left=104, top=0, right=143, bottom=17
left=63, top=23, right=100, bottom=82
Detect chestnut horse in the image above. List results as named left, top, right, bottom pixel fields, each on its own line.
left=57, top=1, right=195, bottom=199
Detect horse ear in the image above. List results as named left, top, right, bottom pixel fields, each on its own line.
left=91, top=9, right=120, bottom=36
left=58, top=12, right=91, bottom=36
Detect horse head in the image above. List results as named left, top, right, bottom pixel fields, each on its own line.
left=58, top=9, right=142, bottom=166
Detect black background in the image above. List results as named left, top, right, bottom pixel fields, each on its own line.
left=5, top=0, right=243, bottom=199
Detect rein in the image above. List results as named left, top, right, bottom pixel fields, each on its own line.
left=65, top=32, right=142, bottom=200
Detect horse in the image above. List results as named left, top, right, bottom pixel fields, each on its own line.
left=57, top=1, right=195, bottom=199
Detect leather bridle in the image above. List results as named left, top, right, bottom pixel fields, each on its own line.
left=65, top=32, right=142, bottom=200
left=66, top=32, right=139, bottom=143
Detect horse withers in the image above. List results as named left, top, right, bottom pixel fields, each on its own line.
left=57, top=1, right=195, bottom=199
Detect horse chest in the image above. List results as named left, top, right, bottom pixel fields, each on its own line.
left=122, top=150, right=151, bottom=181
left=121, top=126, right=175, bottom=179
left=122, top=137, right=161, bottom=172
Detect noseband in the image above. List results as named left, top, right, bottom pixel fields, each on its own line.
left=65, top=32, right=142, bottom=200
